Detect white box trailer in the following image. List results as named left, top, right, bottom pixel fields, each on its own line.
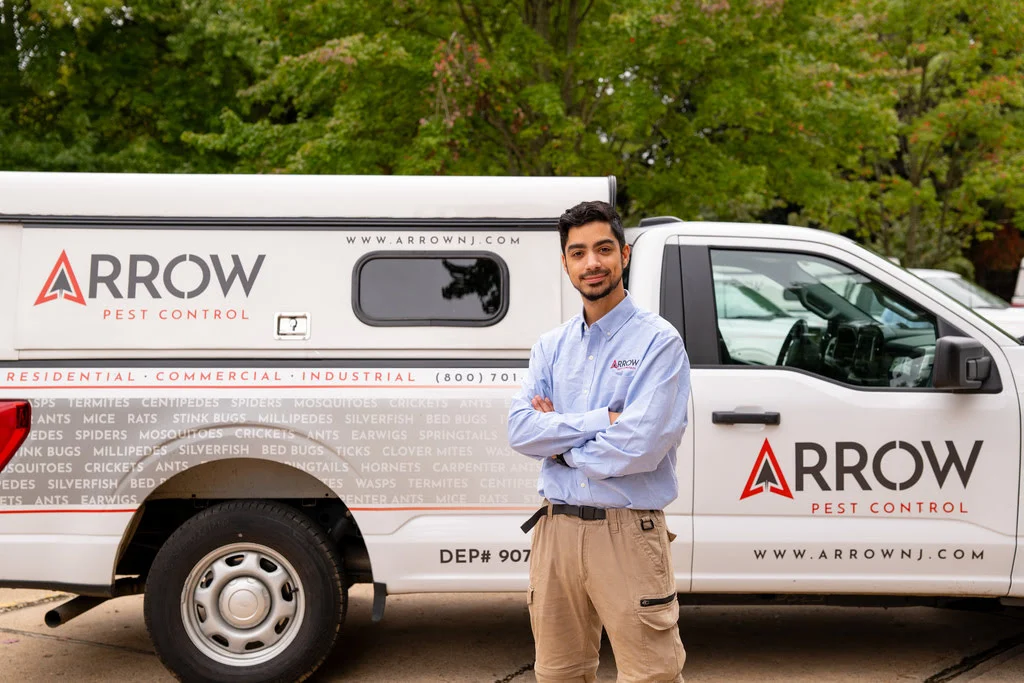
left=0, top=172, right=614, bottom=681
left=3, top=172, right=1024, bottom=682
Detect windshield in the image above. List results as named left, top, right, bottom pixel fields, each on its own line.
left=924, top=276, right=1009, bottom=310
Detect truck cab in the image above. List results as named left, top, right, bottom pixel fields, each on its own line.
left=627, top=219, right=1024, bottom=597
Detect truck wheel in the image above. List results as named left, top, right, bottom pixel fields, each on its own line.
left=144, top=500, right=345, bottom=683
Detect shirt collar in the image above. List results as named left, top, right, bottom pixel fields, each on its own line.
left=577, top=292, right=638, bottom=340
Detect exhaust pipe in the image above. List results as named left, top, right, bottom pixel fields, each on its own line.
left=44, top=577, right=146, bottom=628
left=45, top=596, right=108, bottom=628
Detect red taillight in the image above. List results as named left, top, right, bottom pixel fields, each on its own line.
left=0, top=401, right=31, bottom=473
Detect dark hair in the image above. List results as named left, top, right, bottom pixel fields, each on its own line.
left=557, top=200, right=625, bottom=253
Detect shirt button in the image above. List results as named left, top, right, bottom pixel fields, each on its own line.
left=583, top=389, right=589, bottom=395
left=580, top=482, right=587, bottom=488
left=588, top=355, right=594, bottom=360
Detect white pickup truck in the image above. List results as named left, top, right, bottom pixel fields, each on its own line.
left=0, top=172, right=1021, bottom=682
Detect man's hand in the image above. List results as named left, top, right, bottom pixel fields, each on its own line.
left=532, top=395, right=555, bottom=413
left=609, top=411, right=621, bottom=423
left=530, top=396, right=568, bottom=464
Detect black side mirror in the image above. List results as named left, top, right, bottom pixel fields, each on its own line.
left=933, top=336, right=991, bottom=391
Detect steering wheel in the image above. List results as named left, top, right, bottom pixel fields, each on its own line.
left=776, top=318, right=809, bottom=366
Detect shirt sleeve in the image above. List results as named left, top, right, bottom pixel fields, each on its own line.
left=507, top=340, right=611, bottom=459
left=563, top=333, right=690, bottom=479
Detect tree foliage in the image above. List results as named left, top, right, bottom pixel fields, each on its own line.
left=808, top=0, right=1024, bottom=270
left=0, top=0, right=273, bottom=171
left=2, top=0, right=1023, bottom=271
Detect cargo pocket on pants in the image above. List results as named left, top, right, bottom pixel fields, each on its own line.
left=527, top=586, right=538, bottom=641
left=637, top=596, right=686, bottom=681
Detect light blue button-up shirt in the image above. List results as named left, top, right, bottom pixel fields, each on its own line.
left=507, top=293, right=690, bottom=509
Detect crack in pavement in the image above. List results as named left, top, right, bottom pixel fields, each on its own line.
left=0, top=594, right=70, bottom=616
left=0, top=626, right=156, bottom=656
left=924, top=631, right=1024, bottom=682
left=494, top=661, right=534, bottom=683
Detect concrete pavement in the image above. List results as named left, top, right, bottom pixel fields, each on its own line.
left=4, top=586, right=1024, bottom=681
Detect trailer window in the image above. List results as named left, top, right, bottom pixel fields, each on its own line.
left=353, top=252, right=509, bottom=326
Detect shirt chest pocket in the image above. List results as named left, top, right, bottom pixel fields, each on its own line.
left=608, top=369, right=636, bottom=413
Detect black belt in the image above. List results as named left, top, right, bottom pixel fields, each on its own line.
left=521, top=504, right=607, bottom=533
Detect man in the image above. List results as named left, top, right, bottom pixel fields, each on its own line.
left=508, top=200, right=690, bottom=683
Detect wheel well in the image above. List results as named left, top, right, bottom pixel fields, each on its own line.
left=116, top=460, right=371, bottom=586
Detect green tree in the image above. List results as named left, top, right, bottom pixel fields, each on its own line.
left=185, top=0, right=618, bottom=175
left=602, top=0, right=897, bottom=222
left=6, top=0, right=1020, bottom=277
left=0, top=0, right=274, bottom=172
left=188, top=0, right=895, bottom=227
left=807, top=0, right=1024, bottom=271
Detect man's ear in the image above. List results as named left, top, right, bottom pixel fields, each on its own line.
left=561, top=253, right=568, bottom=275
left=621, top=243, right=631, bottom=269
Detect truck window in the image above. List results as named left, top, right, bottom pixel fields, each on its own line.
left=710, top=250, right=939, bottom=389
left=353, top=252, right=509, bottom=326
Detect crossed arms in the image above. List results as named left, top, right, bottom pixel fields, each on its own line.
left=507, top=334, right=689, bottom=481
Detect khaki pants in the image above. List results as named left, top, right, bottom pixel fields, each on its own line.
left=527, top=506, right=686, bottom=683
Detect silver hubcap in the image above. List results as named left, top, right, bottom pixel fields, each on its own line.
left=219, top=577, right=271, bottom=628
left=181, top=543, right=305, bottom=666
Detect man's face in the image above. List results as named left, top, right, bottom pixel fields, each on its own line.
left=561, top=221, right=630, bottom=302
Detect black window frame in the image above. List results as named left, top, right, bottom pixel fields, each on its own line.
left=659, top=243, right=685, bottom=339
left=352, top=250, right=510, bottom=327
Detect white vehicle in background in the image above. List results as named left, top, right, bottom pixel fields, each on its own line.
left=1012, top=257, right=1024, bottom=307
left=910, top=268, right=1024, bottom=339
left=713, top=271, right=800, bottom=365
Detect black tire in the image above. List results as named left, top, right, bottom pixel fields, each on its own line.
left=144, top=500, right=346, bottom=683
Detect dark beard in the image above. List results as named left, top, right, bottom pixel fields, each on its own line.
left=576, top=273, right=622, bottom=302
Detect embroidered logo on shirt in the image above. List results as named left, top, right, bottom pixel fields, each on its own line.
left=609, top=358, right=640, bottom=370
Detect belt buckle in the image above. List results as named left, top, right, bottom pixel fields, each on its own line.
left=580, top=506, right=600, bottom=521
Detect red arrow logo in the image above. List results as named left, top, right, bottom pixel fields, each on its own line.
left=740, top=439, right=793, bottom=500
left=35, top=250, right=86, bottom=306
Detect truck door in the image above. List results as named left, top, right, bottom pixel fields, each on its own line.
left=677, top=237, right=1019, bottom=596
